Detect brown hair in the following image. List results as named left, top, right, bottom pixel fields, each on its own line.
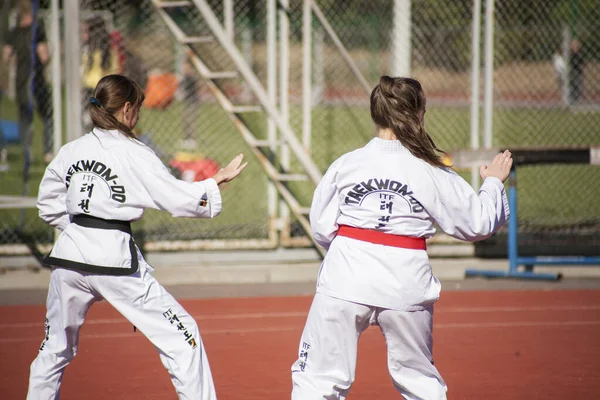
left=370, top=76, right=447, bottom=168
left=89, top=74, right=145, bottom=139
left=17, top=0, right=33, bottom=16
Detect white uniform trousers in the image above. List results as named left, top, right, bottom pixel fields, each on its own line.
left=291, top=293, right=447, bottom=400
left=27, top=265, right=217, bottom=400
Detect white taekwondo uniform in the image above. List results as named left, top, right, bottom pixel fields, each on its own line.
left=292, top=138, right=509, bottom=400
left=28, top=128, right=221, bottom=400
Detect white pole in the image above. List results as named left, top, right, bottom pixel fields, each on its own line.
left=267, top=0, right=277, bottom=235
left=279, top=0, right=291, bottom=242
left=313, top=27, right=324, bottom=110
left=50, top=0, right=62, bottom=154
left=482, top=0, right=494, bottom=149
left=391, top=0, right=411, bottom=77
left=470, top=0, right=481, bottom=188
left=63, top=1, right=81, bottom=142
left=240, top=25, right=253, bottom=103
left=302, top=0, right=312, bottom=153
left=224, top=0, right=234, bottom=42
left=267, top=0, right=276, bottom=151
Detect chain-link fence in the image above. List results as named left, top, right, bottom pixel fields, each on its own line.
left=489, top=0, right=600, bottom=254
left=1, top=0, right=599, bottom=255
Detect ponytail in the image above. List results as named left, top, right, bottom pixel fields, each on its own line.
left=89, top=74, right=145, bottom=139
left=370, top=76, right=447, bottom=168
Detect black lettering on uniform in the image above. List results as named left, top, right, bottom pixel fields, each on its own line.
left=397, top=184, right=413, bottom=197
left=111, top=185, right=125, bottom=194
left=112, top=194, right=126, bottom=203
left=345, top=197, right=359, bottom=205
left=360, top=179, right=376, bottom=192
left=101, top=168, right=118, bottom=182
left=374, top=179, right=389, bottom=190
left=347, top=191, right=363, bottom=203
left=409, top=197, right=424, bottom=212
left=389, top=180, right=401, bottom=192
left=81, top=159, right=95, bottom=171
left=67, top=166, right=75, bottom=176
left=92, top=162, right=107, bottom=176
left=71, top=161, right=82, bottom=173
left=352, top=184, right=367, bottom=195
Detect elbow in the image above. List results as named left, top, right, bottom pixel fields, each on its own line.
left=312, top=229, right=335, bottom=250
left=445, top=218, right=498, bottom=243
left=464, top=217, right=509, bottom=242
left=37, top=204, right=53, bottom=225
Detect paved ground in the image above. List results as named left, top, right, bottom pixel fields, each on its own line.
left=1, top=248, right=600, bottom=305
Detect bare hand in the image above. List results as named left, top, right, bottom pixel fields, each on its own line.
left=479, top=150, right=513, bottom=183
left=212, top=154, right=248, bottom=185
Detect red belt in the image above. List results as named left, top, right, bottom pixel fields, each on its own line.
left=337, top=225, right=427, bottom=250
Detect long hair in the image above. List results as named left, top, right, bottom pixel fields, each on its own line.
left=89, top=74, right=145, bottom=139
left=370, top=76, right=447, bottom=168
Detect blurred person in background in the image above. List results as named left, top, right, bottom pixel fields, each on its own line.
left=0, top=0, right=16, bottom=170
left=551, top=47, right=566, bottom=99
left=568, top=38, right=584, bottom=104
left=2, top=0, right=53, bottom=163
left=81, top=14, right=120, bottom=131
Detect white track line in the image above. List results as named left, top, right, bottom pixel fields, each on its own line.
left=1, top=320, right=599, bottom=344
left=2, top=305, right=599, bottom=329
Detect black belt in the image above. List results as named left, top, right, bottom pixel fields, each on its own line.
left=43, top=214, right=139, bottom=276
left=72, top=214, right=132, bottom=235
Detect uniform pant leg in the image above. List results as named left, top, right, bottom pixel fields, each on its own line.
left=291, top=293, right=372, bottom=400
left=88, top=264, right=216, bottom=400
left=27, top=268, right=97, bottom=400
left=377, top=306, right=447, bottom=400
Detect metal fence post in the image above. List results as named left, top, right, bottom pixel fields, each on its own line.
left=64, top=1, right=81, bottom=142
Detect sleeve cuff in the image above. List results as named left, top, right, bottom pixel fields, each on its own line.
left=481, top=177, right=510, bottom=221
left=197, top=178, right=222, bottom=218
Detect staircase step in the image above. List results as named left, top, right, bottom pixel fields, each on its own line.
left=230, top=106, right=262, bottom=113
left=206, top=71, right=238, bottom=79
left=277, top=174, right=309, bottom=182
left=182, top=35, right=214, bottom=44
left=155, top=1, right=192, bottom=8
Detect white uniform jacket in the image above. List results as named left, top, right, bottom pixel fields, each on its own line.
left=311, top=138, right=510, bottom=311
left=37, top=128, right=222, bottom=275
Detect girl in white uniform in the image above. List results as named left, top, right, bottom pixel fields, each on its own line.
left=28, top=74, right=247, bottom=400
left=291, top=76, right=513, bottom=400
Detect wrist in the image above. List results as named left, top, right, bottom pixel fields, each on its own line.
left=212, top=172, right=224, bottom=185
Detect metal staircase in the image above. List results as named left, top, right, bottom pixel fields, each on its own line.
left=150, top=0, right=325, bottom=256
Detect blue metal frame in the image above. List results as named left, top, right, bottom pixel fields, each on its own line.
left=465, top=169, right=600, bottom=280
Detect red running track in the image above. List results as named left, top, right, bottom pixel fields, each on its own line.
left=1, top=290, right=599, bottom=399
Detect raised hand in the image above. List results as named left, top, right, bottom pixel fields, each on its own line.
left=212, top=153, right=248, bottom=185
left=479, top=150, right=513, bottom=183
